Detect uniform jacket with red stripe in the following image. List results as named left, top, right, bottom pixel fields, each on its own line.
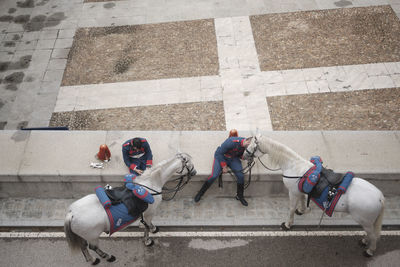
left=215, top=137, right=246, bottom=168
left=122, top=138, right=153, bottom=168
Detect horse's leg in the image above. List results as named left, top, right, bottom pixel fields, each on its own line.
left=143, top=214, right=158, bottom=233
left=81, top=241, right=100, bottom=265
left=282, top=191, right=299, bottom=230
left=295, top=194, right=309, bottom=215
left=360, top=224, right=377, bottom=257
left=140, top=215, right=154, bottom=246
left=88, top=239, right=116, bottom=263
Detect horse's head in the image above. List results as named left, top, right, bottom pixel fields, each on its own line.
left=176, top=152, right=197, bottom=177
left=243, top=134, right=264, bottom=161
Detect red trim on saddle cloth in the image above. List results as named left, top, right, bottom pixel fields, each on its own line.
left=105, top=208, right=115, bottom=235
left=105, top=207, right=138, bottom=235
left=146, top=160, right=152, bottom=165
left=298, top=165, right=317, bottom=193
left=311, top=192, right=343, bottom=217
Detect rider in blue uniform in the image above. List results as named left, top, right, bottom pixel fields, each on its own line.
left=194, top=134, right=252, bottom=206
left=122, top=137, right=153, bottom=175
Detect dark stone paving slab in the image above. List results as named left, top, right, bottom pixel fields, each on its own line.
left=62, top=20, right=219, bottom=86
left=267, top=88, right=400, bottom=130
left=251, top=5, right=400, bottom=71
left=50, top=101, right=225, bottom=130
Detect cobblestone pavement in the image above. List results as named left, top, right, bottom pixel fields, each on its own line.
left=0, top=0, right=399, bottom=130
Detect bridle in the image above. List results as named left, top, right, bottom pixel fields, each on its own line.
left=134, top=154, right=195, bottom=201
left=245, top=137, right=281, bottom=172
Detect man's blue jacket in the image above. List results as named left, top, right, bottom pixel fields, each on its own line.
left=122, top=138, right=153, bottom=172
left=215, top=137, right=246, bottom=168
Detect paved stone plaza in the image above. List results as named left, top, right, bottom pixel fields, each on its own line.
left=0, top=0, right=399, bottom=131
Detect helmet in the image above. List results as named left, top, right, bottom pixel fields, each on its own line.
left=97, top=144, right=111, bottom=161
left=229, top=129, right=238, bottom=137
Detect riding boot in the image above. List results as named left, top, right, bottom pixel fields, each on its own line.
left=194, top=181, right=211, bottom=203
left=235, top=183, right=248, bottom=206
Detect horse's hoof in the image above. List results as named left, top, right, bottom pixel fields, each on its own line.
left=145, top=239, right=154, bottom=247
left=358, top=239, right=367, bottom=248
left=295, top=209, right=303, bottom=216
left=151, top=226, right=159, bottom=234
left=363, top=250, right=373, bottom=257
left=107, top=255, right=116, bottom=262
left=280, top=222, right=290, bottom=231
left=92, top=258, right=100, bottom=265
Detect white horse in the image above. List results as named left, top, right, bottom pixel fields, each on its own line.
left=64, top=153, right=196, bottom=265
left=243, top=134, right=385, bottom=257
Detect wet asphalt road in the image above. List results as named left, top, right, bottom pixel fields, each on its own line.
left=1, top=233, right=400, bottom=267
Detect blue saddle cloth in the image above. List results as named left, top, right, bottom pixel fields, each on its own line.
left=105, top=203, right=139, bottom=235
left=311, top=172, right=354, bottom=217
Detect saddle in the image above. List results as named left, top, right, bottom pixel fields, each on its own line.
left=310, top=167, right=344, bottom=199
left=105, top=187, right=148, bottom=218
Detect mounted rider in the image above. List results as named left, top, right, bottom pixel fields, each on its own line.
left=194, top=130, right=252, bottom=206
left=122, top=137, right=153, bottom=175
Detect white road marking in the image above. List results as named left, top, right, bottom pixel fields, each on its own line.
left=1, top=231, right=400, bottom=239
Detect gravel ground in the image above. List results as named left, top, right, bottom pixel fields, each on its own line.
left=267, top=88, right=400, bottom=130
left=50, top=101, right=225, bottom=130
left=62, top=19, right=218, bottom=86
left=251, top=5, right=400, bottom=71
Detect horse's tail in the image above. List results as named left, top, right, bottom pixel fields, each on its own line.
left=64, top=212, right=85, bottom=253
left=374, top=195, right=385, bottom=240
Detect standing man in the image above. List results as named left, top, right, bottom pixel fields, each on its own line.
left=194, top=133, right=252, bottom=206
left=122, top=137, right=153, bottom=175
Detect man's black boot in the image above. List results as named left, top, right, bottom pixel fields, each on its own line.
left=235, top=183, right=248, bottom=206
left=194, top=181, right=211, bottom=203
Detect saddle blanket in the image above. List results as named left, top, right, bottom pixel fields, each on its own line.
left=105, top=203, right=139, bottom=235
left=95, top=186, right=139, bottom=235
left=311, top=172, right=354, bottom=217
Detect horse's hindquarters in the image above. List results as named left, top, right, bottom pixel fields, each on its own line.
left=69, top=194, right=110, bottom=242
left=336, top=178, right=384, bottom=225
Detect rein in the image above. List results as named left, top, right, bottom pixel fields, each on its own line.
left=247, top=138, right=300, bottom=179
left=223, top=159, right=255, bottom=189
left=133, top=158, right=194, bottom=201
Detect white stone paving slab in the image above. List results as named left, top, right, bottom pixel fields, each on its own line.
left=54, top=76, right=223, bottom=112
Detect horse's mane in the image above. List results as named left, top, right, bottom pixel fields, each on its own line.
left=258, top=135, right=310, bottom=172
left=135, top=153, right=187, bottom=181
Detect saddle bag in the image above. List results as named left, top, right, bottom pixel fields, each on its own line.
left=95, top=186, right=112, bottom=208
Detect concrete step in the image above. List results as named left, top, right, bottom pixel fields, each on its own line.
left=1, top=130, right=399, bottom=198
left=1, top=195, right=400, bottom=228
